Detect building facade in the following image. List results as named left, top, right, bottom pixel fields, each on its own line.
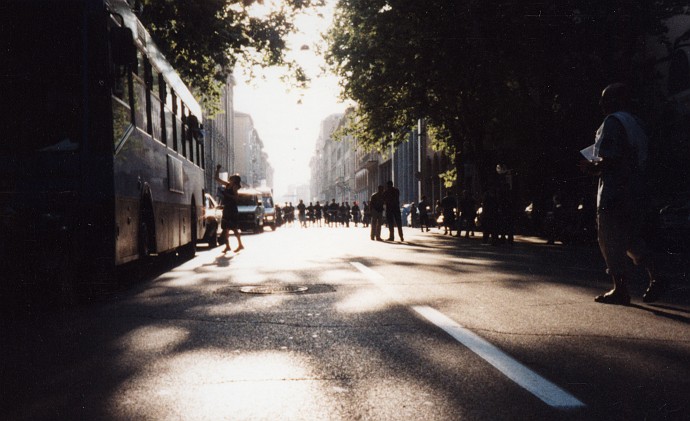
left=203, top=76, right=235, bottom=196
left=233, top=111, right=274, bottom=189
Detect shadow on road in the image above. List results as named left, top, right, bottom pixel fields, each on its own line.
left=1, top=229, right=689, bottom=420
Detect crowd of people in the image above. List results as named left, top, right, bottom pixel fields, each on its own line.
left=270, top=181, right=522, bottom=246
left=273, top=199, right=367, bottom=228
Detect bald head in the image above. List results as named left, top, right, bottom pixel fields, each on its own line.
left=600, top=83, right=631, bottom=114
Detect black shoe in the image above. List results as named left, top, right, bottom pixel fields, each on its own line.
left=643, top=280, right=666, bottom=303
left=595, top=290, right=631, bottom=306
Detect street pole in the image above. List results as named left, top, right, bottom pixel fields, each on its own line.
left=417, top=119, right=423, bottom=202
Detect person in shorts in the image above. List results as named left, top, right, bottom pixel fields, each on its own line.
left=579, top=83, right=664, bottom=305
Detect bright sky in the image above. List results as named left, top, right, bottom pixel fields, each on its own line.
left=233, top=1, right=350, bottom=198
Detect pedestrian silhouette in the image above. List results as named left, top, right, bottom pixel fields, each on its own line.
left=369, top=186, right=385, bottom=241
left=579, top=82, right=664, bottom=305
left=383, top=180, right=404, bottom=242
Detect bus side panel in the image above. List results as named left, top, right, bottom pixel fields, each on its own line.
left=115, top=196, right=139, bottom=264
left=154, top=201, right=176, bottom=252
left=114, top=127, right=203, bottom=261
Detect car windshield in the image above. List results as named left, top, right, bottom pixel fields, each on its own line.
left=237, top=195, right=258, bottom=206
left=262, top=196, right=273, bottom=208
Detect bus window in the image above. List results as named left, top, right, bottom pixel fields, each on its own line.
left=144, top=59, right=153, bottom=136
left=171, top=92, right=179, bottom=152
left=181, top=105, right=188, bottom=158
left=133, top=50, right=148, bottom=132
left=198, top=136, right=205, bottom=168
left=159, top=74, right=168, bottom=146
left=112, top=66, right=132, bottom=147
left=148, top=68, right=163, bottom=143
left=111, top=49, right=133, bottom=148
left=184, top=110, right=195, bottom=162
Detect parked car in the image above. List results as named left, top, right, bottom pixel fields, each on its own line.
left=236, top=189, right=265, bottom=233
left=202, top=193, right=222, bottom=247
left=258, top=189, right=277, bottom=231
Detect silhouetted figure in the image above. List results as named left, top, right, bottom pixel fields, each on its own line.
left=459, top=190, right=477, bottom=237
left=214, top=165, right=244, bottom=253
left=440, top=192, right=457, bottom=236
left=370, top=186, right=385, bottom=241
left=383, top=180, right=404, bottom=242
left=328, top=199, right=338, bottom=227
left=352, top=201, right=361, bottom=226
left=579, top=82, right=663, bottom=305
left=481, top=189, right=499, bottom=245
left=496, top=184, right=515, bottom=244
left=314, top=201, right=323, bottom=227
left=362, top=201, right=370, bottom=227
left=297, top=199, right=307, bottom=227
left=418, top=196, right=431, bottom=232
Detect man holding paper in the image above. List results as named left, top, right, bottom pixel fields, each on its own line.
left=579, top=83, right=664, bottom=305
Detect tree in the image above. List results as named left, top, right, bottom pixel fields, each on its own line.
left=326, top=0, right=689, bottom=197
left=138, top=0, right=324, bottom=108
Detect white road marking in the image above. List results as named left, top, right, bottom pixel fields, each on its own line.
left=351, top=261, right=586, bottom=410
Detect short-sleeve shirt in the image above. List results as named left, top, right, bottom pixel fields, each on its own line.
left=594, top=113, right=647, bottom=214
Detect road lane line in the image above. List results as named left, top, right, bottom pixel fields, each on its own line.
left=350, top=261, right=586, bottom=410
left=413, top=305, right=586, bottom=409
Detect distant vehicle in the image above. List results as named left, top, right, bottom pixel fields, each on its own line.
left=202, top=193, right=223, bottom=247
left=236, top=189, right=265, bottom=233
left=258, top=190, right=277, bottom=230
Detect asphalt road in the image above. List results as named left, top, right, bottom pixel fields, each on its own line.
left=2, top=225, right=689, bottom=420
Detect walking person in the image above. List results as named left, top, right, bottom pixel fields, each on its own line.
left=314, top=201, right=323, bottom=227
left=297, top=199, right=307, bottom=228
left=459, top=190, right=477, bottom=237
left=362, top=201, right=371, bottom=228
left=481, top=189, right=499, bottom=245
left=418, top=195, right=431, bottom=232
left=579, top=82, right=664, bottom=305
left=369, top=186, right=385, bottom=241
left=383, top=180, right=404, bottom=242
left=434, top=199, right=442, bottom=230
left=351, top=201, right=361, bottom=227
left=410, top=202, right=418, bottom=228
left=214, top=165, right=244, bottom=253
left=440, top=191, right=457, bottom=236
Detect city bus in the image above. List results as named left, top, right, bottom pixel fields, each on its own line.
left=0, top=0, right=207, bottom=299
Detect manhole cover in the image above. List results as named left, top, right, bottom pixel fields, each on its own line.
left=240, top=285, right=308, bottom=294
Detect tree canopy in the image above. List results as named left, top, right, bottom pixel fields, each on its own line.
left=138, top=0, right=324, bottom=108
left=325, top=0, right=689, bottom=192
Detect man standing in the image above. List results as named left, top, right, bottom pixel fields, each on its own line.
left=383, top=180, right=404, bottom=242
left=440, top=191, right=457, bottom=236
left=579, top=82, right=664, bottom=305
left=418, top=195, right=431, bottom=232
left=369, top=185, right=385, bottom=241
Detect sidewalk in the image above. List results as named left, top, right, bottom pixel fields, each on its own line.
left=417, top=227, right=690, bottom=309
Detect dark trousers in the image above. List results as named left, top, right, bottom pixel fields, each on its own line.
left=386, top=209, right=404, bottom=240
